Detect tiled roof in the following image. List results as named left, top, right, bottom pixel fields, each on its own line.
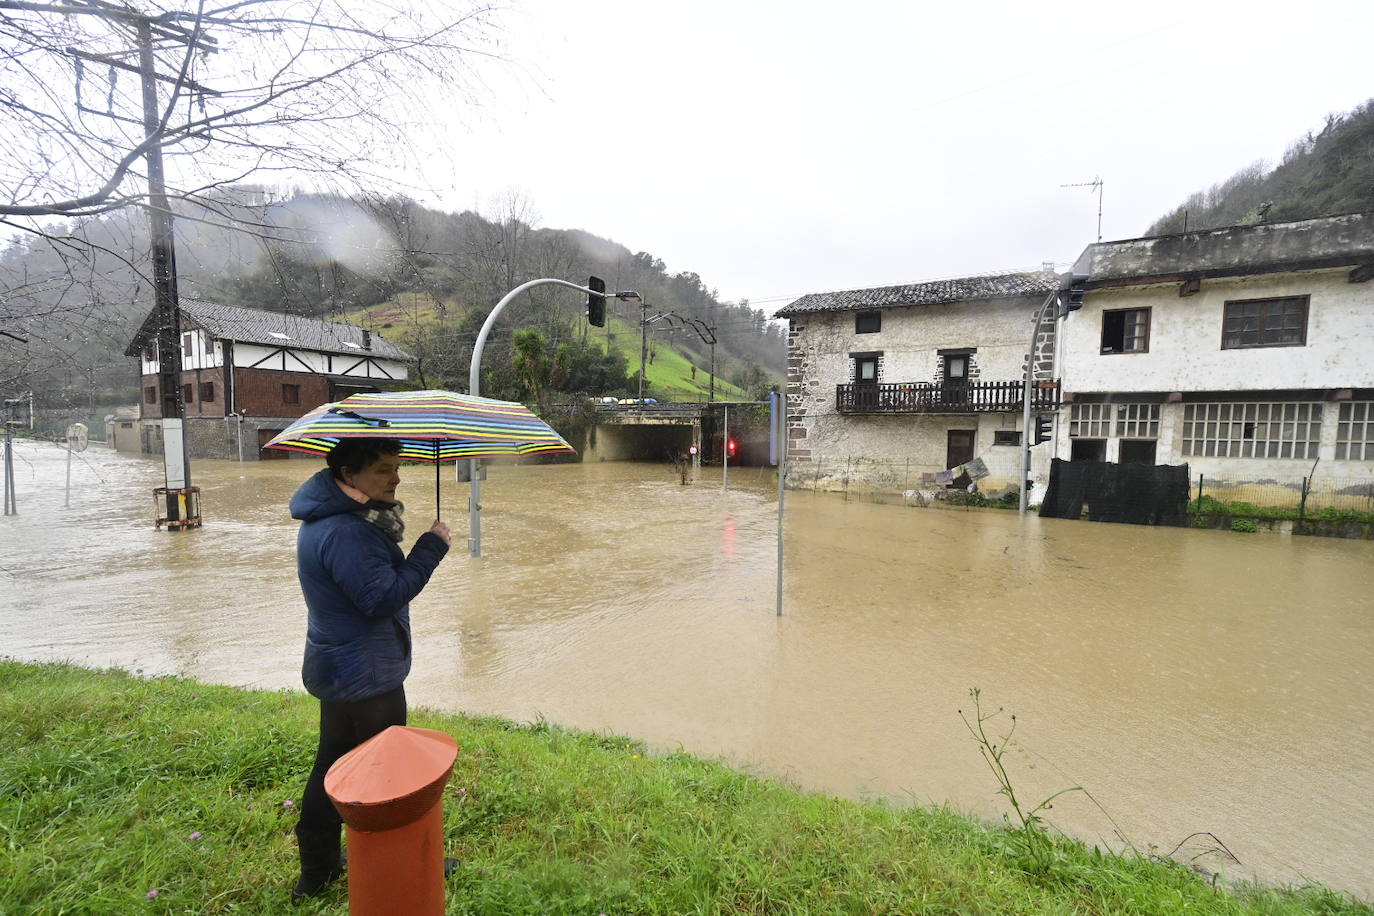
left=774, top=270, right=1060, bottom=318
left=126, top=299, right=412, bottom=361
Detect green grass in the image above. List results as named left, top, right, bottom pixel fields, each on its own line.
left=1190, top=495, right=1374, bottom=525
left=1, top=660, right=1368, bottom=915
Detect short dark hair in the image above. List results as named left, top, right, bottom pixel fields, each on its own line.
left=327, top=438, right=401, bottom=479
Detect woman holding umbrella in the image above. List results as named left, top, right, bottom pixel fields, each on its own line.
left=287, top=437, right=451, bottom=900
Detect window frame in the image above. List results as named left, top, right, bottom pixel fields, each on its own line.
left=854, top=311, right=881, bottom=334
left=144, top=385, right=157, bottom=405
left=1336, top=401, right=1374, bottom=461
left=853, top=355, right=879, bottom=384
left=182, top=382, right=194, bottom=404
left=1221, top=295, right=1309, bottom=350
left=993, top=430, right=1021, bottom=446
left=199, top=381, right=215, bottom=403
left=1099, top=307, right=1151, bottom=355
left=282, top=383, right=301, bottom=405
left=1181, top=401, right=1321, bottom=459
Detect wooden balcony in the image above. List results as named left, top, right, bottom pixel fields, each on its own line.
left=836, top=380, right=1061, bottom=414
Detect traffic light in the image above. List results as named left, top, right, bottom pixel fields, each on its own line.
left=1033, top=415, right=1053, bottom=445
left=688, top=444, right=699, bottom=457
left=726, top=438, right=737, bottom=458
left=587, top=276, right=607, bottom=327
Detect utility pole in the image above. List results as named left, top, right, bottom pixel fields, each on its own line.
left=676, top=315, right=718, bottom=402
left=638, top=299, right=648, bottom=402
left=135, top=18, right=198, bottom=528
left=42, top=3, right=216, bottom=528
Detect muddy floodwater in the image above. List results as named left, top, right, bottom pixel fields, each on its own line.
left=3, top=440, right=1372, bottom=898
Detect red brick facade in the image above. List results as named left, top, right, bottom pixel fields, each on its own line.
left=139, top=367, right=404, bottom=419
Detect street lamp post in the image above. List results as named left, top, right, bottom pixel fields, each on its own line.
left=467, top=278, right=640, bottom=557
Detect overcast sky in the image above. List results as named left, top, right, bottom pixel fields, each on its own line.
left=413, top=0, right=1373, bottom=311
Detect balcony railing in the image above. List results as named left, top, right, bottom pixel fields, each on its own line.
left=836, top=380, right=1061, bottom=414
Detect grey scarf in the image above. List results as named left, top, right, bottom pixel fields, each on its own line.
left=354, top=500, right=405, bottom=542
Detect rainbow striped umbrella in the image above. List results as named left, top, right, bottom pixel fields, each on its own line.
left=262, top=389, right=574, bottom=516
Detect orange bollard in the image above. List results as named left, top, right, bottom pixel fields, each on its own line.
left=324, top=725, right=459, bottom=916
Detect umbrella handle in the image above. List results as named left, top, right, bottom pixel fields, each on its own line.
left=326, top=406, right=390, bottom=427
left=433, top=441, right=441, bottom=522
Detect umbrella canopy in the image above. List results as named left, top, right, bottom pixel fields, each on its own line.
left=261, top=390, right=575, bottom=461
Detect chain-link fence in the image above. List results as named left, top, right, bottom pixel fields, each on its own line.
left=1192, top=473, right=1374, bottom=522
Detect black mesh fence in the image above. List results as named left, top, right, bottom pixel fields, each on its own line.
left=1039, top=458, right=1191, bottom=526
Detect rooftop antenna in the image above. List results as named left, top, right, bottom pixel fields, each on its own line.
left=1062, top=177, right=1104, bottom=242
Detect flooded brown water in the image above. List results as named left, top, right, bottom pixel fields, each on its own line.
left=2, top=440, right=1372, bottom=898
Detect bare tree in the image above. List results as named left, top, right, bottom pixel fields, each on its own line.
left=0, top=0, right=503, bottom=229
left=0, top=0, right=505, bottom=403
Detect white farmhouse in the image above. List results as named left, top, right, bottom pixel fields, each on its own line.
left=1059, top=211, right=1374, bottom=490
left=775, top=270, right=1064, bottom=494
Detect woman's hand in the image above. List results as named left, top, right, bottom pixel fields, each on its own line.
left=429, top=520, right=452, bottom=546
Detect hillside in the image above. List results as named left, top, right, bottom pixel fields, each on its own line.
left=344, top=296, right=750, bottom=402
left=1, top=192, right=783, bottom=412
left=1147, top=99, right=1374, bottom=235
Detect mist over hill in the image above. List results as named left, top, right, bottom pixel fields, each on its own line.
left=1147, top=98, right=1374, bottom=236
left=1, top=190, right=785, bottom=414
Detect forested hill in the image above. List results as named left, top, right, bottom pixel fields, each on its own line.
left=1147, top=98, right=1374, bottom=236
left=1, top=191, right=785, bottom=411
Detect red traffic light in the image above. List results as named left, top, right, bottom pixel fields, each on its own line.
left=688, top=444, right=699, bottom=456
left=726, top=438, right=737, bottom=456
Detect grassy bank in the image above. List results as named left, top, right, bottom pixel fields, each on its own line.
left=0, top=661, right=1367, bottom=915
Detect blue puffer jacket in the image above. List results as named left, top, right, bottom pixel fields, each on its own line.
left=290, top=468, right=449, bottom=702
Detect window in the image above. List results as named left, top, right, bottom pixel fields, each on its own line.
left=183, top=383, right=194, bottom=404
left=944, top=354, right=968, bottom=380
left=1114, top=403, right=1160, bottom=438
left=199, top=381, right=215, bottom=403
left=282, top=383, right=301, bottom=405
left=1182, top=402, right=1321, bottom=459
left=144, top=386, right=156, bottom=405
left=1069, top=403, right=1112, bottom=438
left=1336, top=402, right=1374, bottom=460
left=854, top=356, right=878, bottom=384
left=1222, top=296, right=1308, bottom=349
left=855, top=311, right=881, bottom=334
left=181, top=331, right=194, bottom=359
left=1100, top=308, right=1150, bottom=353
left=993, top=430, right=1021, bottom=446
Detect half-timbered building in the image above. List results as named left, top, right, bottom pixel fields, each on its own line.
left=126, top=300, right=413, bottom=460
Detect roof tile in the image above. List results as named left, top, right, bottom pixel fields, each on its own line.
left=774, top=270, right=1059, bottom=317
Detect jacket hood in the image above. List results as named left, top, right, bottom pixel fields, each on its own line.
left=290, top=467, right=364, bottom=522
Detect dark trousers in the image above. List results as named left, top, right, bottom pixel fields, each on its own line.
left=298, top=686, right=407, bottom=838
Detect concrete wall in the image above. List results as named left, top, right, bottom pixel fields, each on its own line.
left=139, top=415, right=316, bottom=461
left=1063, top=268, right=1374, bottom=393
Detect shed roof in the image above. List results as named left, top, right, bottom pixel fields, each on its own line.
left=125, top=299, right=412, bottom=361
left=774, top=269, right=1059, bottom=318
left=1073, top=211, right=1374, bottom=287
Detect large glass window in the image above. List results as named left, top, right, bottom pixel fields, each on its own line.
left=1221, top=296, right=1307, bottom=349
left=1336, top=402, right=1374, bottom=461
left=1069, top=403, right=1159, bottom=438
left=1114, top=403, right=1160, bottom=438
left=1182, top=402, right=1321, bottom=459
left=1069, top=403, right=1112, bottom=438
